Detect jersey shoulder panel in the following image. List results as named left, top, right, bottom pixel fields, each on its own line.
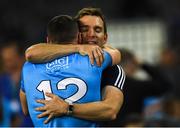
left=101, top=65, right=126, bottom=90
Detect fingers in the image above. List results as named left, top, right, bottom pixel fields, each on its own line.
left=44, top=114, right=54, bottom=124
left=79, top=51, right=87, bottom=56
left=88, top=52, right=94, bottom=66
left=36, top=99, right=48, bottom=104
left=79, top=45, right=104, bottom=66
left=37, top=110, right=49, bottom=118
left=45, top=92, right=55, bottom=98
left=98, top=49, right=104, bottom=64
left=35, top=106, right=46, bottom=111
left=80, top=50, right=94, bottom=65
left=96, top=48, right=104, bottom=66
left=92, top=50, right=100, bottom=66
left=92, top=48, right=104, bottom=66
left=35, top=99, right=49, bottom=112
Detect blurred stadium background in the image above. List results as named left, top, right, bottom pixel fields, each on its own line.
left=0, top=0, right=180, bottom=63
left=0, top=0, right=180, bottom=127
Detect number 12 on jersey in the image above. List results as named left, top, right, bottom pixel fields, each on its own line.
left=36, top=78, right=87, bottom=103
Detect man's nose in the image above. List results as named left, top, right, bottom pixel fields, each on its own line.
left=88, top=29, right=96, bottom=37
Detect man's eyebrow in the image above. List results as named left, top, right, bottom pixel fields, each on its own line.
left=80, top=24, right=88, bottom=27
left=79, top=22, right=85, bottom=25
left=94, top=25, right=102, bottom=28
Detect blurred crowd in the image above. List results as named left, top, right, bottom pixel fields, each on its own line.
left=103, top=47, right=180, bottom=127
left=0, top=40, right=33, bottom=126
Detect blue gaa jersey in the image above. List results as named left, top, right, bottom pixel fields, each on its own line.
left=20, top=52, right=111, bottom=127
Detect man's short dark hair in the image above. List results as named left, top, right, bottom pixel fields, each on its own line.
left=47, top=15, right=78, bottom=43
left=75, top=7, right=107, bottom=34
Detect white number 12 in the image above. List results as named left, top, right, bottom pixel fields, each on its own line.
left=37, top=78, right=87, bottom=103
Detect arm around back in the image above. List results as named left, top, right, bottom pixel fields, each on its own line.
left=25, top=43, right=79, bottom=63
left=19, top=89, right=29, bottom=116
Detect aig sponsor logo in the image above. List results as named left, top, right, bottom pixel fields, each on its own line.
left=46, top=56, right=69, bottom=72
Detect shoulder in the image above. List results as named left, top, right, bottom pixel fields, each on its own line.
left=101, top=65, right=126, bottom=90
left=100, top=51, right=112, bottom=68
left=22, top=61, right=34, bottom=68
left=23, top=61, right=33, bottom=66
left=103, top=65, right=123, bottom=75
left=103, top=51, right=112, bottom=60
left=22, top=61, right=37, bottom=74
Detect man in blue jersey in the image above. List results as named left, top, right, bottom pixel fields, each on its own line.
left=20, top=15, right=113, bottom=127
left=24, top=7, right=125, bottom=126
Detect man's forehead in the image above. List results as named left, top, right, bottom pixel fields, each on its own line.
left=79, top=15, right=103, bottom=26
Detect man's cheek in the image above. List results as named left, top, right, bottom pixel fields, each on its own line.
left=81, top=35, right=87, bottom=42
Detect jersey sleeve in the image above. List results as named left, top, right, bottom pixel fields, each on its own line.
left=101, top=65, right=126, bottom=91
left=101, top=51, right=112, bottom=70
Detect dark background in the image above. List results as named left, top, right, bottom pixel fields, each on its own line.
left=0, top=0, right=180, bottom=48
